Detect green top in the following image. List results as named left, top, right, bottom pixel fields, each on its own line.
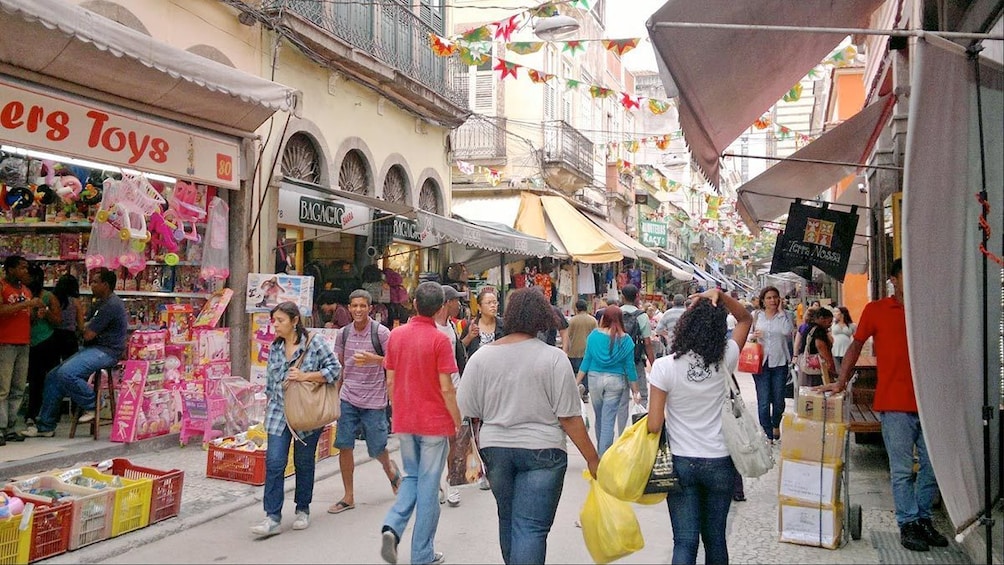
left=29, top=291, right=56, bottom=346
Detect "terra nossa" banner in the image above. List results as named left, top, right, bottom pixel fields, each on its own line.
left=770, top=201, right=859, bottom=282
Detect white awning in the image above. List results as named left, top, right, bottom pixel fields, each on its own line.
left=0, top=0, right=300, bottom=134
left=657, top=251, right=700, bottom=283
left=736, top=94, right=895, bottom=234
left=452, top=195, right=570, bottom=258
left=646, top=0, right=884, bottom=187
left=417, top=211, right=555, bottom=258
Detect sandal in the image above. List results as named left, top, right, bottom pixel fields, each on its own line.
left=389, top=461, right=402, bottom=495
left=327, top=501, right=355, bottom=514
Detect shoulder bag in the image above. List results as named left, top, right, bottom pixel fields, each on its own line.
left=283, top=333, right=340, bottom=434
left=720, top=374, right=774, bottom=478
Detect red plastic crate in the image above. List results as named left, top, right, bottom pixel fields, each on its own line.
left=315, top=424, right=333, bottom=462
left=206, top=442, right=266, bottom=486
left=1, top=487, right=70, bottom=563
left=101, top=459, right=184, bottom=524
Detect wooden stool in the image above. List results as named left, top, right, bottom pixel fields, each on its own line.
left=69, top=364, right=119, bottom=441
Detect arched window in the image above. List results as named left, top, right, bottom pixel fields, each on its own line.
left=80, top=1, right=150, bottom=34
left=418, top=179, right=442, bottom=214
left=339, top=150, right=372, bottom=195
left=383, top=165, right=408, bottom=204
left=281, top=133, right=321, bottom=184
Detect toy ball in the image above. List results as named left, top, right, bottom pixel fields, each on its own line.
left=163, top=253, right=179, bottom=266
left=5, top=186, right=33, bottom=210
left=6, top=497, right=23, bottom=516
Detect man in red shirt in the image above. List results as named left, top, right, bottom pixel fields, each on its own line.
left=0, top=255, right=42, bottom=445
left=827, top=259, right=948, bottom=552
left=380, top=281, right=460, bottom=565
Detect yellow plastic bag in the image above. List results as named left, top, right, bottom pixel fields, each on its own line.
left=580, top=471, right=645, bottom=564
left=633, top=492, right=668, bottom=505
left=597, top=415, right=660, bottom=502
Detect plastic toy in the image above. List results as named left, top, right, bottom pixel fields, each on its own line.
left=167, top=181, right=205, bottom=244
left=148, top=211, right=180, bottom=255
left=55, top=175, right=83, bottom=202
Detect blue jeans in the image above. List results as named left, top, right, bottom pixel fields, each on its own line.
left=667, top=455, right=735, bottom=565
left=880, top=411, right=938, bottom=527
left=588, top=372, right=626, bottom=457
left=35, top=347, right=117, bottom=433
left=383, top=434, right=449, bottom=565
left=480, top=447, right=567, bottom=565
left=753, top=365, right=787, bottom=440
left=334, top=400, right=388, bottom=458
left=263, top=426, right=321, bottom=520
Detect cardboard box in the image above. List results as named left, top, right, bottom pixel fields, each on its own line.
left=778, top=458, right=842, bottom=506
left=779, top=498, right=843, bottom=549
left=780, top=413, right=848, bottom=464
left=796, top=387, right=848, bottom=423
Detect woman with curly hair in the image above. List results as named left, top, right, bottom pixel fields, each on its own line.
left=646, top=288, right=752, bottom=565
left=574, top=305, right=640, bottom=456
left=458, top=288, right=599, bottom=565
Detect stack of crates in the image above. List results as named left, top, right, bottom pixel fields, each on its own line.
left=777, top=387, right=849, bottom=549
left=1, top=487, right=72, bottom=563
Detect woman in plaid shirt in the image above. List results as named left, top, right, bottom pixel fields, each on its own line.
left=252, top=301, right=341, bottom=537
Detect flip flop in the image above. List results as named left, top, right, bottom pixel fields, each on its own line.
left=327, top=501, right=355, bottom=514
left=389, top=461, right=402, bottom=495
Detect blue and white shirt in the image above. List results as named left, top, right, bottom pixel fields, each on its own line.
left=264, top=332, right=341, bottom=435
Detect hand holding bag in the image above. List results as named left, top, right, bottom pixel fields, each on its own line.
left=737, top=341, right=764, bottom=374
left=720, top=374, right=774, bottom=478
left=642, top=426, right=680, bottom=495
left=283, top=333, right=340, bottom=433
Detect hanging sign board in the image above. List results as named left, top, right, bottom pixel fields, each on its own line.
left=277, top=188, right=370, bottom=236
left=0, top=77, right=240, bottom=189
left=770, top=202, right=859, bottom=282
left=639, top=219, right=668, bottom=248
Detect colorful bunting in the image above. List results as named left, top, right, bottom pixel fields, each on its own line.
left=562, top=41, right=586, bottom=55
left=494, top=59, right=521, bottom=80
left=494, top=14, right=521, bottom=42
left=429, top=34, right=457, bottom=57
left=647, top=98, right=671, bottom=115
left=507, top=42, right=544, bottom=55
left=620, top=92, right=641, bottom=111
left=456, top=160, right=475, bottom=175
left=461, top=26, right=492, bottom=43
left=782, top=82, right=803, bottom=103
left=459, top=46, right=491, bottom=66
left=654, top=136, right=671, bottom=150
left=752, top=116, right=772, bottom=130
left=570, top=0, right=592, bottom=8
left=564, top=78, right=582, bottom=90
left=589, top=86, right=614, bottom=99
left=602, top=39, right=639, bottom=56
left=625, top=140, right=640, bottom=153
left=528, top=69, right=555, bottom=84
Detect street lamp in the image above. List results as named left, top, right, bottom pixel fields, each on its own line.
left=533, top=15, right=580, bottom=41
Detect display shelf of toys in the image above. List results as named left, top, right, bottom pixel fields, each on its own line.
left=5, top=458, right=182, bottom=561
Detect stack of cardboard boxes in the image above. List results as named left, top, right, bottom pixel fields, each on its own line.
left=778, top=387, right=849, bottom=549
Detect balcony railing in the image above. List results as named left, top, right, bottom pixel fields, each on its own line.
left=265, top=0, right=469, bottom=123
left=451, top=117, right=506, bottom=162
left=542, top=121, right=593, bottom=182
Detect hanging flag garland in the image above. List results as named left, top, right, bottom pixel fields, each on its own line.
left=494, top=59, right=521, bottom=80
left=601, top=39, right=640, bottom=56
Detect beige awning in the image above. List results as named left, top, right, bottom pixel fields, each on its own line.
left=736, top=94, right=895, bottom=234
left=0, top=0, right=300, bottom=134
left=646, top=0, right=885, bottom=187
left=516, top=195, right=622, bottom=264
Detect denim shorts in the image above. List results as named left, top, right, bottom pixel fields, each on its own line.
left=334, top=399, right=388, bottom=458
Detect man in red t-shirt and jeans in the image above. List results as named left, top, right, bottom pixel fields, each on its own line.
left=825, top=259, right=948, bottom=552
left=380, top=281, right=460, bottom=565
left=0, top=256, right=43, bottom=445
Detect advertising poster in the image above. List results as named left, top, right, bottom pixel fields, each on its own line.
left=249, top=312, right=274, bottom=387
left=246, top=274, right=315, bottom=316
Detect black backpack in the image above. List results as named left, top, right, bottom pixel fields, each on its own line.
left=623, top=309, right=646, bottom=363
left=339, top=320, right=385, bottom=362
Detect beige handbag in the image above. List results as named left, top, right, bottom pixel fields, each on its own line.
left=283, top=333, right=340, bottom=434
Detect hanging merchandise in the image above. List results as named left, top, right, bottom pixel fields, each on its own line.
left=201, top=196, right=230, bottom=280
left=85, top=178, right=145, bottom=275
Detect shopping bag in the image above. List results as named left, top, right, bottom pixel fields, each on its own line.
left=642, top=427, right=680, bottom=494
left=597, top=416, right=660, bottom=502
left=737, top=341, right=764, bottom=373
left=580, top=470, right=644, bottom=564
left=447, top=419, right=485, bottom=486
left=721, top=375, right=774, bottom=478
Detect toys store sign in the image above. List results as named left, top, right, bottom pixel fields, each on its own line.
left=0, top=79, right=240, bottom=189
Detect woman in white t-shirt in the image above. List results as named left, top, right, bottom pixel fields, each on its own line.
left=830, top=306, right=856, bottom=375
left=646, top=288, right=753, bottom=565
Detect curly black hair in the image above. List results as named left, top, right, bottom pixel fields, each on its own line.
left=503, top=288, right=556, bottom=336
left=669, top=297, right=728, bottom=370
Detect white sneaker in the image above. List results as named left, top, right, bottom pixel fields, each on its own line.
left=77, top=411, right=96, bottom=423
left=251, top=517, right=280, bottom=537
left=292, top=511, right=309, bottom=530
left=19, top=426, right=54, bottom=438
left=430, top=552, right=446, bottom=564
left=380, top=530, right=398, bottom=564
left=446, top=488, right=460, bottom=507
left=478, top=476, right=491, bottom=491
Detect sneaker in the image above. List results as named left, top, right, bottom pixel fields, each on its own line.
left=430, top=552, right=446, bottom=564
left=380, top=529, right=398, bottom=564
left=917, top=518, right=949, bottom=547
left=77, top=411, right=96, bottom=423
left=438, top=485, right=446, bottom=505
left=447, top=488, right=460, bottom=507
left=478, top=476, right=491, bottom=491
left=19, top=426, right=54, bottom=438
left=251, top=516, right=280, bottom=537
left=23, top=418, right=33, bottom=427
left=900, top=521, right=930, bottom=552
left=292, top=511, right=309, bottom=530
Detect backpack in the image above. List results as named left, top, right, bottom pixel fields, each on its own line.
left=623, top=308, right=646, bottom=363
left=339, top=320, right=384, bottom=363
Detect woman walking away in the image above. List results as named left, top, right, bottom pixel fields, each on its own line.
left=458, top=288, right=599, bottom=565
left=750, top=286, right=794, bottom=442
left=646, top=288, right=752, bottom=565
left=251, top=301, right=341, bottom=537
left=800, top=307, right=836, bottom=387
left=24, top=264, right=62, bottom=432
left=460, top=286, right=504, bottom=358
left=52, top=275, right=84, bottom=361
left=830, top=306, right=855, bottom=375
left=574, top=305, right=640, bottom=457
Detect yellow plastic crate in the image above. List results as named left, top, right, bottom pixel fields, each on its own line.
left=10, top=476, right=113, bottom=551
left=284, top=424, right=336, bottom=477
left=0, top=510, right=32, bottom=565
left=63, top=469, right=153, bottom=538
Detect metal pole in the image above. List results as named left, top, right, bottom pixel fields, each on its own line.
left=649, top=21, right=1004, bottom=41
left=722, top=152, right=904, bottom=171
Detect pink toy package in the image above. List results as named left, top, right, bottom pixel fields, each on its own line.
left=193, top=288, right=233, bottom=328
left=127, top=330, right=167, bottom=361
left=162, top=304, right=194, bottom=343
left=195, top=328, right=230, bottom=364
left=110, top=360, right=149, bottom=443
left=194, top=361, right=231, bottom=382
